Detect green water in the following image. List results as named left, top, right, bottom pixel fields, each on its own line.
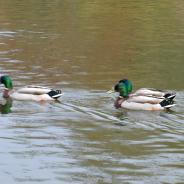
left=0, top=1, right=183, bottom=183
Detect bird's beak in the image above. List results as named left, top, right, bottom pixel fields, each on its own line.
left=107, top=87, right=115, bottom=94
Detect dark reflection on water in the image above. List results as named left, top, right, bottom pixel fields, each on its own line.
left=0, top=0, right=184, bottom=183
left=0, top=98, right=12, bottom=114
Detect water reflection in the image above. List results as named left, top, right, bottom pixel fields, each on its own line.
left=0, top=98, right=12, bottom=114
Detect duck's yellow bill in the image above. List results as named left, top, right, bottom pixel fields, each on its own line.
left=107, top=88, right=115, bottom=94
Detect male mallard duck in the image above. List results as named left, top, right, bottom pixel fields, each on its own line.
left=0, top=75, right=62, bottom=101
left=109, top=79, right=176, bottom=111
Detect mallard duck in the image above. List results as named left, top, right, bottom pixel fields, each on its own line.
left=0, top=75, right=62, bottom=101
left=109, top=79, right=176, bottom=111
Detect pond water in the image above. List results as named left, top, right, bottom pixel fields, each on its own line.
left=0, top=0, right=184, bottom=183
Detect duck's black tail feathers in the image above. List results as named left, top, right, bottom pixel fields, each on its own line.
left=160, top=98, right=175, bottom=109
left=47, top=90, right=62, bottom=99
left=164, top=93, right=176, bottom=101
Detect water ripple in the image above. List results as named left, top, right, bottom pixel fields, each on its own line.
left=0, top=30, right=16, bottom=38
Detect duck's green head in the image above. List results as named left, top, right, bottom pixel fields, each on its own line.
left=114, top=79, right=133, bottom=97
left=0, top=75, right=13, bottom=90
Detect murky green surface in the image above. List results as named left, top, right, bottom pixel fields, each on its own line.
left=0, top=1, right=184, bottom=183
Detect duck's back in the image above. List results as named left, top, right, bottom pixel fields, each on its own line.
left=17, top=86, right=51, bottom=95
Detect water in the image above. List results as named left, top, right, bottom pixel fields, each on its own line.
left=0, top=0, right=184, bottom=183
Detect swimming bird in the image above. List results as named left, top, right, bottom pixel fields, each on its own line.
left=109, top=79, right=176, bottom=111
left=0, top=75, right=62, bottom=101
